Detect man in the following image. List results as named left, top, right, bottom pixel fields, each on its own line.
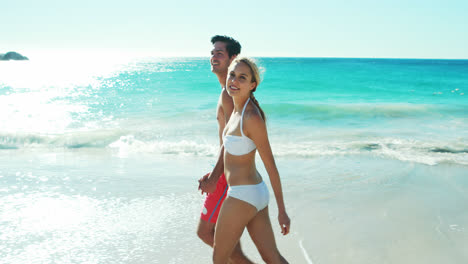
left=197, top=35, right=253, bottom=264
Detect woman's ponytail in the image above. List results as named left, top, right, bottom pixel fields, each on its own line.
left=250, top=93, right=265, bottom=121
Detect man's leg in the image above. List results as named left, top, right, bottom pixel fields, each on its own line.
left=198, top=173, right=254, bottom=263
left=197, top=218, right=215, bottom=246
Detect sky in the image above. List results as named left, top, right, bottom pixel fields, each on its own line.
left=1, top=0, right=467, bottom=58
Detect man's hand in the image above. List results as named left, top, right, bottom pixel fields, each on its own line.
left=198, top=173, right=217, bottom=194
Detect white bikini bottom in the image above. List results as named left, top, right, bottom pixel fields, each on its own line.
left=227, top=181, right=269, bottom=211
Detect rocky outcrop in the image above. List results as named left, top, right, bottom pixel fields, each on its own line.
left=0, top=51, right=29, bottom=60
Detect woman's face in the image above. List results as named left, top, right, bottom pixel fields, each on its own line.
left=226, top=62, right=256, bottom=98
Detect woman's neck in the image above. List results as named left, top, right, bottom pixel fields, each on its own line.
left=232, top=96, right=250, bottom=113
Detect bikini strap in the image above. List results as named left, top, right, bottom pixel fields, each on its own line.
left=240, top=97, right=250, bottom=137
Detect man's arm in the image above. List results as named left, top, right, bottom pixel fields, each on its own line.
left=199, top=89, right=234, bottom=193
left=199, top=145, right=225, bottom=194
left=217, top=88, right=234, bottom=144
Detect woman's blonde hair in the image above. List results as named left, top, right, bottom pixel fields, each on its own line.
left=230, top=57, right=266, bottom=121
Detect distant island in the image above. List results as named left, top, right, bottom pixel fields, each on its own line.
left=0, top=51, right=29, bottom=60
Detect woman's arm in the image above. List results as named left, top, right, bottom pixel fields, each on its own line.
left=246, top=110, right=290, bottom=235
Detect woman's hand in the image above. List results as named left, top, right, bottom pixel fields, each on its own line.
left=278, top=211, right=291, bottom=235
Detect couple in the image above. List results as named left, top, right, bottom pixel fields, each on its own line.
left=197, top=35, right=290, bottom=264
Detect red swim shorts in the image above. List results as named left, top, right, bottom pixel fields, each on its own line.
left=200, top=173, right=228, bottom=223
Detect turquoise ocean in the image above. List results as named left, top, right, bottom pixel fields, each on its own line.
left=1, top=55, right=467, bottom=263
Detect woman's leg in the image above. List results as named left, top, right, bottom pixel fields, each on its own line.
left=247, top=206, right=288, bottom=264
left=213, top=197, right=257, bottom=264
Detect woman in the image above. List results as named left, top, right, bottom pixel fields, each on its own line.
left=213, top=57, right=291, bottom=264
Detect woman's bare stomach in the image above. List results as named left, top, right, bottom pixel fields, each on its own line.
left=224, top=152, right=262, bottom=186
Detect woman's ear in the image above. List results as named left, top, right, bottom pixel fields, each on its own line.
left=250, top=82, right=257, bottom=91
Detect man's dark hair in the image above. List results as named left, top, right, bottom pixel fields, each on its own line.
left=211, top=35, right=241, bottom=58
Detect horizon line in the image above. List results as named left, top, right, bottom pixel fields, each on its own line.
left=3, top=49, right=468, bottom=61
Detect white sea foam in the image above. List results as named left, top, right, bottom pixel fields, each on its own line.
left=272, top=138, right=468, bottom=166
left=106, top=135, right=468, bottom=166
left=108, top=135, right=218, bottom=157
left=2, top=131, right=466, bottom=166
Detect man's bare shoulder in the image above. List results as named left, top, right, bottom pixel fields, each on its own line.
left=221, top=88, right=234, bottom=113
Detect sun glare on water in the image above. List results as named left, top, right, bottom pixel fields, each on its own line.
left=0, top=50, right=141, bottom=134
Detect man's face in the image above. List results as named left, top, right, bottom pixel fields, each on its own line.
left=210, top=41, right=231, bottom=74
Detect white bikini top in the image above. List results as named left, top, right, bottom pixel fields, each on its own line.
left=223, top=98, right=257, bottom=156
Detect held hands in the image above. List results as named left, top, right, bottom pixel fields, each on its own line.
left=278, top=211, right=291, bottom=235
left=198, top=173, right=217, bottom=194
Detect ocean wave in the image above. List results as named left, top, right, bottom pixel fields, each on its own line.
left=429, top=147, right=468, bottom=154
left=272, top=139, right=468, bottom=166
left=106, top=136, right=468, bottom=166
left=0, top=132, right=218, bottom=157
left=1, top=133, right=466, bottom=166
left=0, top=131, right=123, bottom=150
left=108, top=135, right=218, bottom=157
